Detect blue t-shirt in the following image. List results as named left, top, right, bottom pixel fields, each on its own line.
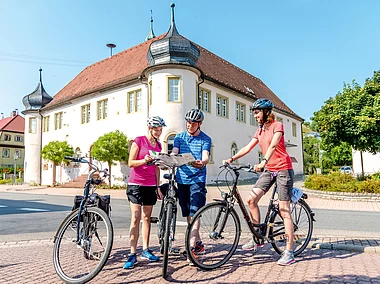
left=174, top=131, right=212, bottom=184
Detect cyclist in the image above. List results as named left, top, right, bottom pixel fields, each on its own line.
left=171, top=108, right=212, bottom=261
left=223, top=98, right=295, bottom=265
left=123, top=116, right=166, bottom=269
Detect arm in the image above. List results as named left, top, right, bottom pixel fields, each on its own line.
left=223, top=137, right=259, bottom=164
left=128, top=142, right=153, bottom=168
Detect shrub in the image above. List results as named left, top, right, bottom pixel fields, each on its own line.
left=304, top=173, right=380, bottom=194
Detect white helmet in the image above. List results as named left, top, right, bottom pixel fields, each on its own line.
left=185, top=108, right=204, bottom=122
left=147, top=116, right=166, bottom=128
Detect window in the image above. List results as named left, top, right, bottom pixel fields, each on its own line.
left=97, top=99, right=108, bottom=120
left=249, top=109, right=258, bottom=126
left=15, top=150, right=21, bottom=158
left=149, top=81, right=153, bottom=105
left=43, top=116, right=50, bottom=132
left=216, top=95, right=228, bottom=118
left=54, top=112, right=63, bottom=130
left=2, top=149, right=10, bottom=158
left=231, top=143, right=238, bottom=163
left=4, top=134, right=11, bottom=141
left=168, top=77, right=180, bottom=102
left=29, top=117, right=37, bottom=133
left=276, top=116, right=283, bottom=123
left=292, top=122, right=297, bottom=137
left=127, top=89, right=142, bottom=113
left=198, top=88, right=210, bottom=112
left=167, top=134, right=176, bottom=154
left=14, top=136, right=23, bottom=142
left=81, top=104, right=91, bottom=124
left=236, top=102, right=246, bottom=122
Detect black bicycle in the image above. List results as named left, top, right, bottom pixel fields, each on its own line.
left=53, top=157, right=114, bottom=284
left=185, top=164, right=315, bottom=270
left=150, top=156, right=187, bottom=278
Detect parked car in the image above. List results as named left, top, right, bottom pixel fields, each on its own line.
left=340, top=166, right=353, bottom=174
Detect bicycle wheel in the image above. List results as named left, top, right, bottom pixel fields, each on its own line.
left=53, top=207, right=114, bottom=284
left=185, top=202, right=241, bottom=270
left=162, top=202, right=173, bottom=278
left=269, top=199, right=313, bottom=256
left=157, top=202, right=166, bottom=255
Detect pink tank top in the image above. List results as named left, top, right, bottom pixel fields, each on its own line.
left=128, top=136, right=162, bottom=186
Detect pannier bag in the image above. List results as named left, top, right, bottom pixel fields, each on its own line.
left=72, top=193, right=111, bottom=215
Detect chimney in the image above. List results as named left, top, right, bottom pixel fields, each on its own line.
left=12, top=110, right=16, bottom=117
left=0, top=113, right=3, bottom=119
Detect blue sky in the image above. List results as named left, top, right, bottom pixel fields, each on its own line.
left=1, top=0, right=379, bottom=122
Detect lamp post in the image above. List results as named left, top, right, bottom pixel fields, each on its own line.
left=13, top=152, right=18, bottom=184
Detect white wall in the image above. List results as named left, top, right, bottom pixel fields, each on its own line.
left=34, top=66, right=304, bottom=186
left=352, top=150, right=380, bottom=175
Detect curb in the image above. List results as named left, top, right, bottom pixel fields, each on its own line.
left=308, top=241, right=380, bottom=254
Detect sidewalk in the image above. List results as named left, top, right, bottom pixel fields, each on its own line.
left=1, top=182, right=380, bottom=255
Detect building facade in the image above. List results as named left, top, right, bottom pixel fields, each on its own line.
left=23, top=5, right=304, bottom=186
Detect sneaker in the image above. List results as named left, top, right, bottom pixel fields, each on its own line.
left=123, top=254, right=137, bottom=269
left=277, top=250, right=295, bottom=266
left=192, top=241, right=205, bottom=254
left=140, top=249, right=159, bottom=262
left=242, top=238, right=264, bottom=251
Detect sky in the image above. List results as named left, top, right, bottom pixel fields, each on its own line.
left=1, top=0, right=380, bottom=122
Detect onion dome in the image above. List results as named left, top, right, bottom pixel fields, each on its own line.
left=22, top=68, right=53, bottom=110
left=147, top=3, right=200, bottom=66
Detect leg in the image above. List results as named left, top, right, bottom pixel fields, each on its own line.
left=279, top=200, right=294, bottom=250
left=246, top=188, right=265, bottom=224
left=129, top=203, right=142, bottom=254
left=188, top=182, right=206, bottom=247
left=141, top=205, right=153, bottom=250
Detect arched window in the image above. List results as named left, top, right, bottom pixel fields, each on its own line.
left=231, top=142, right=238, bottom=162
left=167, top=134, right=176, bottom=154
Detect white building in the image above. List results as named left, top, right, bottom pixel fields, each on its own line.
left=22, top=5, right=304, bottom=186
left=352, top=150, right=380, bottom=176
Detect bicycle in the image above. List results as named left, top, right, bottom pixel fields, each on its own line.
left=53, top=156, right=114, bottom=284
left=185, top=163, right=315, bottom=270
left=149, top=155, right=187, bottom=279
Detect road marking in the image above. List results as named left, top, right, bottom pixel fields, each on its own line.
left=0, top=205, right=7, bottom=208
left=19, top=208, right=49, bottom=212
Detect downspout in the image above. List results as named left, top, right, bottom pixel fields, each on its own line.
left=38, top=109, right=43, bottom=185
left=197, top=74, right=204, bottom=101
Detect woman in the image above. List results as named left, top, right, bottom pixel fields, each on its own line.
left=123, top=116, right=166, bottom=269
left=223, top=98, right=295, bottom=266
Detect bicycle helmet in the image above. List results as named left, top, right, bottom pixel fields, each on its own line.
left=147, top=116, right=166, bottom=128
left=251, top=98, right=274, bottom=110
left=185, top=108, right=204, bottom=122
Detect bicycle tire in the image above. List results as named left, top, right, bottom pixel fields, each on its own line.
left=157, top=202, right=166, bottom=255
left=162, top=202, right=173, bottom=278
left=185, top=202, right=241, bottom=270
left=53, top=207, right=113, bottom=284
left=269, top=199, right=313, bottom=256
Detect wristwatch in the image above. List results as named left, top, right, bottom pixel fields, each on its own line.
left=262, top=158, right=268, bottom=164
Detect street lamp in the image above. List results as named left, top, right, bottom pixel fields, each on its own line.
left=13, top=152, right=18, bottom=184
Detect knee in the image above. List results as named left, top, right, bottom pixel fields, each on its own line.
left=247, top=195, right=258, bottom=206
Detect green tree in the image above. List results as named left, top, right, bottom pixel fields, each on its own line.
left=312, top=71, right=380, bottom=175
left=302, top=136, right=320, bottom=174
left=91, top=130, right=129, bottom=187
left=41, top=141, right=74, bottom=185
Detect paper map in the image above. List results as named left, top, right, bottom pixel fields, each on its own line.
left=149, top=151, right=196, bottom=166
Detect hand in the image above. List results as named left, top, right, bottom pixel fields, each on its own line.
left=191, top=160, right=204, bottom=169
left=144, top=154, right=154, bottom=164
left=254, top=161, right=266, bottom=172
left=222, top=157, right=233, bottom=165
left=157, top=187, right=163, bottom=200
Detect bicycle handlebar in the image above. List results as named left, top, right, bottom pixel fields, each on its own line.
left=64, top=156, right=109, bottom=177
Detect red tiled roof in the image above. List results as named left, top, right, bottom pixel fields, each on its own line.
left=0, top=115, right=25, bottom=133
left=44, top=35, right=301, bottom=120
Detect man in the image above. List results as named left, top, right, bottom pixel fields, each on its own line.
left=171, top=108, right=212, bottom=258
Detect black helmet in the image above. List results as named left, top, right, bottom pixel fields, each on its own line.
left=251, top=98, right=274, bottom=110
left=185, top=108, right=204, bottom=122
left=147, top=116, right=166, bottom=128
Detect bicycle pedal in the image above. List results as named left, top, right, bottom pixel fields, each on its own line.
left=169, top=248, right=181, bottom=255
left=150, top=217, right=159, bottom=223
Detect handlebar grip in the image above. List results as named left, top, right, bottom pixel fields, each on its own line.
left=64, top=156, right=73, bottom=160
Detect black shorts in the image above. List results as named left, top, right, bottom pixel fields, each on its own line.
left=126, top=185, right=157, bottom=206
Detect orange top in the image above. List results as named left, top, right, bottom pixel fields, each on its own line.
left=253, top=121, right=292, bottom=171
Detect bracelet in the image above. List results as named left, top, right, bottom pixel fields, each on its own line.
left=263, top=158, right=268, bottom=164
left=229, top=157, right=234, bottom=162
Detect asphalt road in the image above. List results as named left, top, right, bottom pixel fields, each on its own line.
left=0, top=192, right=379, bottom=243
